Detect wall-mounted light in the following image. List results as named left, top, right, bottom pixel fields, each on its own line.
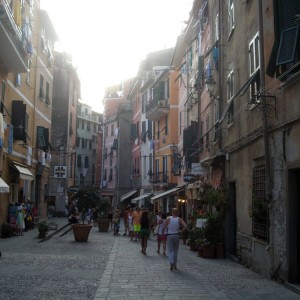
left=178, top=198, right=186, bottom=203
left=205, top=76, right=218, bottom=99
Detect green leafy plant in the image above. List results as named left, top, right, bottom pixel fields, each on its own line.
left=72, top=188, right=111, bottom=214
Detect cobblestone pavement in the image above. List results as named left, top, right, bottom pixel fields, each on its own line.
left=0, top=218, right=299, bottom=300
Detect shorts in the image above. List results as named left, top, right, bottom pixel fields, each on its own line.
left=133, top=224, right=141, bottom=232
left=128, top=223, right=133, bottom=232
left=140, top=228, right=150, bottom=238
left=157, top=234, right=167, bottom=242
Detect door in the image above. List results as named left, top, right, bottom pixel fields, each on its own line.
left=227, top=181, right=237, bottom=257
left=288, top=168, right=300, bottom=282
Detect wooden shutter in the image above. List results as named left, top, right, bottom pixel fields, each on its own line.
left=12, top=100, right=26, bottom=141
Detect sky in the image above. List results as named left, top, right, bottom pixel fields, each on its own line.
left=40, top=0, right=193, bottom=113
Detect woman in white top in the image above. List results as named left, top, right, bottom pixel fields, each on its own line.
left=162, top=208, right=187, bottom=271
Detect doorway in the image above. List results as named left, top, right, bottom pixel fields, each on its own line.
left=227, top=181, right=237, bottom=257
left=288, top=168, right=300, bottom=283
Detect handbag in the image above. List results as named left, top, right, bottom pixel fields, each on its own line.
left=112, top=218, right=118, bottom=224
left=153, top=224, right=159, bottom=235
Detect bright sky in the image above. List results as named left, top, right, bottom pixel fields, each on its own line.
left=40, top=0, right=193, bottom=113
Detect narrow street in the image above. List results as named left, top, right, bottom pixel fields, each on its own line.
left=0, top=218, right=299, bottom=300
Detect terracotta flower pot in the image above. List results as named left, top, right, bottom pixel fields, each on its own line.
left=71, top=224, right=92, bottom=242
left=97, top=218, right=110, bottom=232
left=203, top=245, right=216, bottom=258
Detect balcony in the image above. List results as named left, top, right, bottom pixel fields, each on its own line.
left=149, top=171, right=170, bottom=184
left=146, top=99, right=169, bottom=121
left=0, top=0, right=28, bottom=72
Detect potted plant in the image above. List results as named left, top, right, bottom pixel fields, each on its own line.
left=97, top=196, right=111, bottom=232
left=38, top=220, right=49, bottom=239
left=70, top=187, right=103, bottom=242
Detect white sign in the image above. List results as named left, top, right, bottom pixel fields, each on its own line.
left=196, top=218, right=207, bottom=228
left=191, top=163, right=206, bottom=175
left=54, top=166, right=67, bottom=178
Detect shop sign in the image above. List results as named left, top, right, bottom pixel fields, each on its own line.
left=191, top=163, right=206, bottom=175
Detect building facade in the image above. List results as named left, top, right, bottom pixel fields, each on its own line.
left=0, top=1, right=58, bottom=223
left=49, top=51, right=80, bottom=214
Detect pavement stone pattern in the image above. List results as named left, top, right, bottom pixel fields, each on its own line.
left=0, top=217, right=299, bottom=300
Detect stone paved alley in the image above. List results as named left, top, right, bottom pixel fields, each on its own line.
left=0, top=218, right=299, bottom=300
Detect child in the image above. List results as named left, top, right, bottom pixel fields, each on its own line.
left=157, top=212, right=167, bottom=255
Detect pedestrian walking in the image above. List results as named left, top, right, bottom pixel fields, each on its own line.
left=112, top=207, right=121, bottom=235
left=123, top=207, right=129, bottom=236
left=16, top=204, right=25, bottom=235
left=157, top=212, right=167, bottom=255
left=128, top=208, right=133, bottom=240
left=140, top=210, right=151, bottom=255
left=132, top=207, right=142, bottom=242
left=162, top=208, right=187, bottom=271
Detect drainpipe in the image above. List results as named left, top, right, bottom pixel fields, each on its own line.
left=258, top=0, right=273, bottom=265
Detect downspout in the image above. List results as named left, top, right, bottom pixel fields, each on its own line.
left=218, top=0, right=222, bottom=150
left=258, top=0, right=273, bottom=264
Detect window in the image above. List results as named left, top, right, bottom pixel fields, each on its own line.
left=111, top=124, right=114, bottom=136
left=39, top=74, right=44, bottom=99
left=141, top=121, right=147, bottom=142
left=200, top=121, right=204, bottom=153
left=87, top=122, right=90, bottom=131
left=205, top=116, right=209, bottom=150
left=163, top=156, right=168, bottom=183
left=84, top=156, right=89, bottom=168
left=227, top=71, right=234, bottom=123
left=1, top=80, right=5, bottom=114
left=136, top=121, right=140, bottom=138
left=148, top=153, right=153, bottom=176
left=228, top=0, right=234, bottom=35
left=165, top=116, right=168, bottom=135
left=252, top=165, right=269, bottom=241
left=147, top=120, right=152, bottom=139
left=12, top=100, right=26, bottom=142
left=249, top=33, right=260, bottom=103
left=77, top=155, right=82, bottom=167
left=143, top=155, right=146, bottom=179
left=45, top=81, right=50, bottom=104
left=165, top=78, right=170, bottom=99
left=214, top=99, right=220, bottom=141
left=37, top=126, right=49, bottom=150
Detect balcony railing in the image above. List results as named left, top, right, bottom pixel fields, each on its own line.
left=0, top=0, right=28, bottom=72
left=146, top=99, right=169, bottom=121
left=77, top=111, right=101, bottom=122
left=149, top=171, right=169, bottom=184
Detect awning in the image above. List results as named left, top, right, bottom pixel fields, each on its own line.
left=120, top=190, right=138, bottom=202
left=151, top=184, right=185, bottom=201
left=10, top=161, right=34, bottom=181
left=0, top=177, right=10, bottom=193
left=131, top=193, right=153, bottom=203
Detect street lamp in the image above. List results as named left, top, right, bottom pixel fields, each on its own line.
left=205, top=76, right=217, bottom=98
